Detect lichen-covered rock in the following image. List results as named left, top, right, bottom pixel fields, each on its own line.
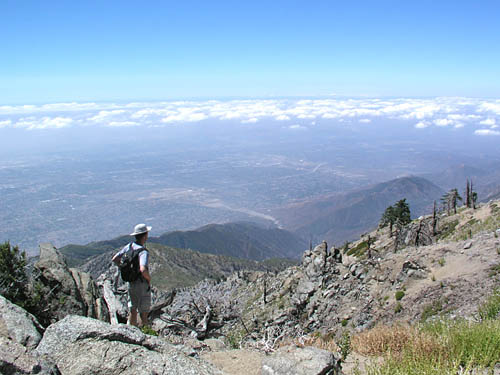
left=0, top=294, right=43, bottom=350
left=0, top=336, right=60, bottom=375
left=35, top=315, right=222, bottom=375
left=262, top=345, right=341, bottom=375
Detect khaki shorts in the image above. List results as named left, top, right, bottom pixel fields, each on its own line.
left=128, top=279, right=151, bottom=313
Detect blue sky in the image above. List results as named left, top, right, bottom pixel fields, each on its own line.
left=1, top=0, right=500, bottom=103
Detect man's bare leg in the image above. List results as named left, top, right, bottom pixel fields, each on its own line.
left=140, top=312, right=149, bottom=327
left=129, top=308, right=138, bottom=327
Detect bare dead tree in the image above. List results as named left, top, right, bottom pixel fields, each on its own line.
left=366, top=235, right=375, bottom=259
left=465, top=179, right=471, bottom=208
left=194, top=305, right=212, bottom=339
left=263, top=273, right=267, bottom=305
left=471, top=179, right=476, bottom=209
left=432, top=200, right=437, bottom=236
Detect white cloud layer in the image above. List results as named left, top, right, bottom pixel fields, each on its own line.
left=0, top=98, right=499, bottom=135
left=474, top=129, right=500, bottom=136
left=480, top=118, right=496, bottom=126
left=14, top=116, right=73, bottom=130
left=0, top=119, right=12, bottom=127
left=415, top=121, right=429, bottom=129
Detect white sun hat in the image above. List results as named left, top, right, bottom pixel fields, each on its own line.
left=130, top=223, right=152, bottom=236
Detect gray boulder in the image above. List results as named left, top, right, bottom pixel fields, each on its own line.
left=303, top=242, right=328, bottom=280
left=262, top=345, right=341, bottom=375
left=0, top=294, right=43, bottom=350
left=35, top=315, right=222, bottom=375
left=0, top=336, right=60, bottom=375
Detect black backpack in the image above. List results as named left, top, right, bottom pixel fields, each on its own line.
left=119, top=244, right=144, bottom=282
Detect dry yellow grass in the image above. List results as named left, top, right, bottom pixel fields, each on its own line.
left=351, top=324, right=445, bottom=358
left=301, top=335, right=340, bottom=352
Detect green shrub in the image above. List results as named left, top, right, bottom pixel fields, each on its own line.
left=489, top=264, right=500, bottom=278
left=141, top=325, right=158, bottom=336
left=437, top=219, right=459, bottom=240
left=0, top=242, right=29, bottom=308
left=394, top=302, right=402, bottom=313
left=341, top=319, right=349, bottom=327
left=226, top=329, right=245, bottom=349
left=339, top=331, right=351, bottom=362
left=420, top=300, right=443, bottom=322
left=395, top=291, right=405, bottom=301
left=477, top=289, right=500, bottom=321
left=346, top=241, right=368, bottom=257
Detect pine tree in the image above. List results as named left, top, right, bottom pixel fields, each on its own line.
left=441, top=188, right=462, bottom=215
left=380, top=199, right=411, bottom=237
left=0, top=242, right=29, bottom=307
left=449, top=188, right=462, bottom=214
left=380, top=205, right=396, bottom=236
left=394, top=199, right=411, bottom=226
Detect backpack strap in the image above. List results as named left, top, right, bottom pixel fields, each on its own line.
left=128, top=242, right=144, bottom=255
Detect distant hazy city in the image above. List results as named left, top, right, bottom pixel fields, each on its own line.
left=1, top=98, right=500, bottom=254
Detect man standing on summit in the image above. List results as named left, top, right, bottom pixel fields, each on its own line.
left=112, top=223, right=152, bottom=327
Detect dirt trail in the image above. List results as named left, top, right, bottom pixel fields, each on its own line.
left=201, top=349, right=265, bottom=375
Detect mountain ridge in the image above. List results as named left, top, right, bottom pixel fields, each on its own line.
left=59, top=221, right=306, bottom=266
left=273, top=176, right=444, bottom=245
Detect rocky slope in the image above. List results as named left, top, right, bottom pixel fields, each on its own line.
left=2, top=199, right=499, bottom=374
left=0, top=294, right=223, bottom=375
left=145, top=200, right=500, bottom=373
left=26, top=243, right=108, bottom=327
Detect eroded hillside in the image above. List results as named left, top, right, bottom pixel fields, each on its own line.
left=145, top=200, right=500, bottom=373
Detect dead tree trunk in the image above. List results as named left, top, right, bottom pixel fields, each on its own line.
left=432, top=200, right=437, bottom=236
left=263, top=275, right=267, bottom=305
left=471, top=180, right=476, bottom=209
left=466, top=179, right=470, bottom=208
left=101, top=279, right=121, bottom=324
left=194, top=305, right=212, bottom=339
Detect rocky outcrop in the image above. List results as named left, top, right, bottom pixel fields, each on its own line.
left=262, top=345, right=341, bottom=375
left=32, top=243, right=108, bottom=325
left=0, top=294, right=43, bottom=350
left=0, top=295, right=59, bottom=375
left=302, top=241, right=328, bottom=280
left=35, top=315, right=222, bottom=375
left=0, top=337, right=60, bottom=375
left=70, top=268, right=108, bottom=322
left=0, top=336, right=60, bottom=375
